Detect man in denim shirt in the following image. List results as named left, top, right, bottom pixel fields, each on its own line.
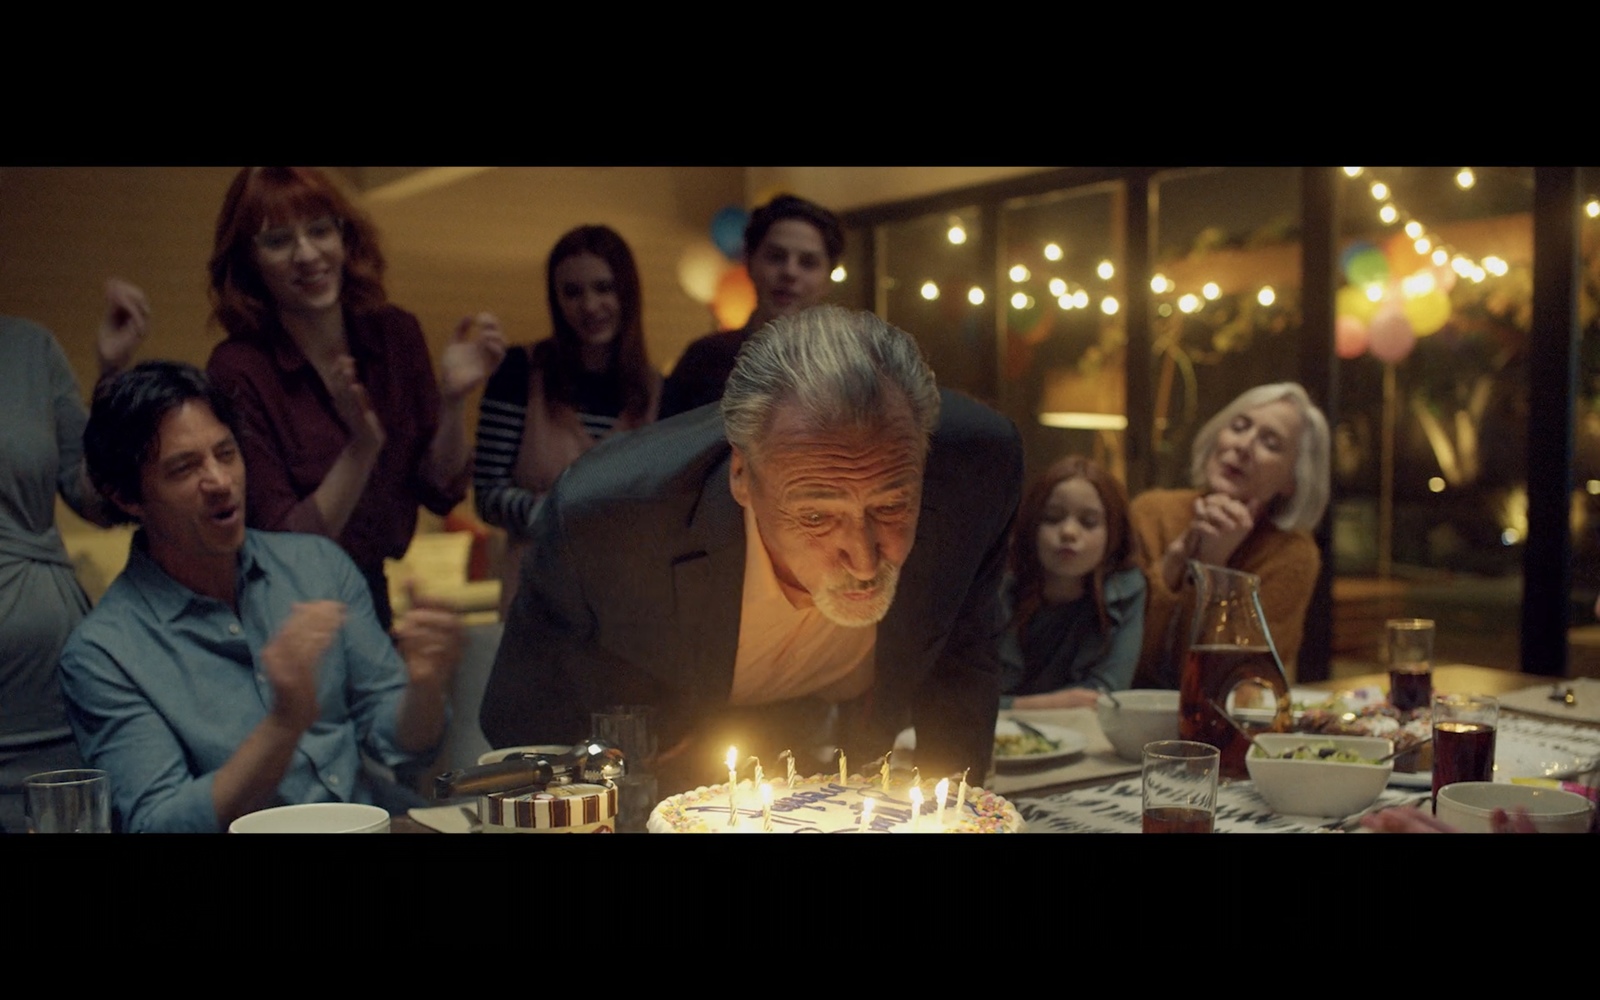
left=59, top=362, right=460, bottom=832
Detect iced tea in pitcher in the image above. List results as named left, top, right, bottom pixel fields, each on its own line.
left=1177, top=562, right=1291, bottom=780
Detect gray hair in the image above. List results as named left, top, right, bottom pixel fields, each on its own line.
left=1189, top=381, right=1330, bottom=533
left=722, top=305, right=940, bottom=458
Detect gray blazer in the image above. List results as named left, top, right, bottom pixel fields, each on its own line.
left=479, top=390, right=1024, bottom=788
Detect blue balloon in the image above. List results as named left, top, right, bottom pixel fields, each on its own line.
left=711, top=205, right=749, bottom=260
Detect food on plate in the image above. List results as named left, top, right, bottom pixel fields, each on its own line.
left=994, top=730, right=1061, bottom=757
left=1295, top=696, right=1432, bottom=772
left=647, top=774, right=1022, bottom=833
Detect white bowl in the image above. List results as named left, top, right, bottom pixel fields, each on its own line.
left=1096, top=689, right=1180, bottom=762
left=228, top=802, right=391, bottom=834
left=1245, top=733, right=1394, bottom=818
left=1435, top=782, right=1595, bottom=834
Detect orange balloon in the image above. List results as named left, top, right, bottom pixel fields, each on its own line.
left=1384, top=231, right=1424, bottom=279
left=711, top=265, right=757, bottom=331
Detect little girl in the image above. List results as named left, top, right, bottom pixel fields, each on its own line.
left=998, top=455, right=1147, bottom=709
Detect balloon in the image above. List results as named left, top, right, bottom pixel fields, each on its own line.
left=1339, top=240, right=1377, bottom=274
left=1432, top=262, right=1458, bottom=294
left=1336, top=283, right=1382, bottom=324
left=1384, top=231, right=1422, bottom=278
left=1403, top=287, right=1452, bottom=337
left=710, top=205, right=749, bottom=260
left=676, top=239, right=726, bottom=305
left=1343, top=246, right=1389, bottom=286
left=711, top=264, right=757, bottom=331
left=1335, top=315, right=1370, bottom=359
left=1368, top=304, right=1416, bottom=363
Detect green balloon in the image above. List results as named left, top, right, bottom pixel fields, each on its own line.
left=1344, top=247, right=1390, bottom=286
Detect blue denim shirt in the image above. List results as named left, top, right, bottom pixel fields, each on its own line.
left=60, top=530, right=433, bottom=833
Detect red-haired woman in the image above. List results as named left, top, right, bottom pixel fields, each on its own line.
left=205, top=167, right=504, bottom=628
left=473, top=225, right=660, bottom=615
left=999, top=456, right=1147, bottom=710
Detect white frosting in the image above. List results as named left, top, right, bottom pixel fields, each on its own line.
left=647, top=774, right=1022, bottom=833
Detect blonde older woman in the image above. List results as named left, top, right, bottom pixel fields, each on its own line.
left=1130, top=382, right=1331, bottom=687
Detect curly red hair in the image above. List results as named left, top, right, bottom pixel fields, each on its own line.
left=207, top=166, right=388, bottom=343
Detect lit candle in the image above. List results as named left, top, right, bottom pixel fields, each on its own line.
left=726, top=746, right=739, bottom=828
left=748, top=757, right=763, bottom=789
left=880, top=751, right=892, bottom=792
left=858, top=796, right=874, bottom=833
left=760, top=782, right=773, bottom=832
left=935, top=778, right=950, bottom=828
left=911, top=767, right=921, bottom=790
left=780, top=750, right=796, bottom=790
left=909, top=784, right=924, bottom=832
left=837, top=748, right=847, bottom=785
left=956, top=768, right=970, bottom=817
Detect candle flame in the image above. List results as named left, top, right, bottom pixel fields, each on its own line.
left=726, top=746, right=737, bottom=770
left=910, top=786, right=924, bottom=807
left=936, top=778, right=949, bottom=804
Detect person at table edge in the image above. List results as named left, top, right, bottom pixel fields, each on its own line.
left=480, top=305, right=1024, bottom=788
left=59, top=361, right=462, bottom=832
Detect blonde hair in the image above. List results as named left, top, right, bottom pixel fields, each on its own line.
left=1188, top=382, right=1330, bottom=533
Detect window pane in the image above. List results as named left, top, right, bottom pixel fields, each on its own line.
left=997, top=183, right=1126, bottom=482
left=879, top=207, right=994, bottom=404
left=1331, top=166, right=1532, bottom=668
left=1147, top=167, right=1303, bottom=489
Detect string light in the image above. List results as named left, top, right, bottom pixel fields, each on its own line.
left=1096, top=260, right=1115, bottom=280
left=947, top=224, right=967, bottom=245
left=1043, top=242, right=1063, bottom=261
left=920, top=281, right=939, bottom=301
left=1455, top=168, right=1475, bottom=190
left=967, top=286, right=985, bottom=305
left=831, top=265, right=847, bottom=283
left=1009, top=264, right=1030, bottom=282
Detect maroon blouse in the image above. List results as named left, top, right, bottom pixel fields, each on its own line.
left=206, top=305, right=464, bottom=581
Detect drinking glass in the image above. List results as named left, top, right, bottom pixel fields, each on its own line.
left=25, top=769, right=112, bottom=834
left=1385, top=618, right=1434, bottom=712
left=593, top=705, right=658, bottom=833
left=1431, top=693, right=1498, bottom=810
left=1141, top=740, right=1219, bottom=834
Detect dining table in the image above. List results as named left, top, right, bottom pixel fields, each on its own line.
left=999, top=664, right=1600, bottom=833
left=392, top=664, right=1600, bottom=833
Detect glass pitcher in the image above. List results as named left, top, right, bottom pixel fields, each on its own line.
left=1178, top=561, right=1292, bottom=780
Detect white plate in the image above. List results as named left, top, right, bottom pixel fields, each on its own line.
left=1386, top=730, right=1600, bottom=788
left=892, top=720, right=1089, bottom=767
left=994, top=719, right=1088, bottom=767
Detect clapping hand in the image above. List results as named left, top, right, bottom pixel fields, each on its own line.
left=392, top=581, right=464, bottom=692
left=325, top=354, right=386, bottom=452
left=260, top=601, right=346, bottom=733
left=439, top=312, right=507, bottom=402
left=97, top=278, right=150, bottom=377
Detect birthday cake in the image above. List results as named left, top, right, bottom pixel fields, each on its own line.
left=646, top=774, right=1023, bottom=833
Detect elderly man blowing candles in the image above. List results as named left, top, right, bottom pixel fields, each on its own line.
left=59, top=361, right=462, bottom=833
left=480, top=305, right=1024, bottom=792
